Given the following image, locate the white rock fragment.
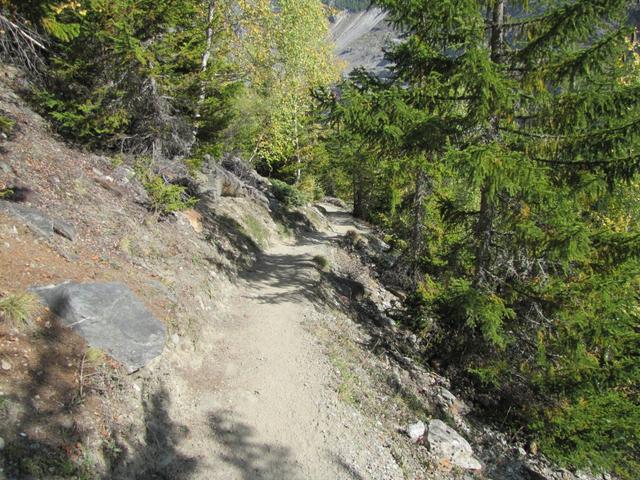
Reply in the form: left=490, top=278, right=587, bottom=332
left=407, top=421, right=426, bottom=443
left=427, top=419, right=482, bottom=471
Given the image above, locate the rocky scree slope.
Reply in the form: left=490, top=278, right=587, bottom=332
left=329, top=7, right=397, bottom=76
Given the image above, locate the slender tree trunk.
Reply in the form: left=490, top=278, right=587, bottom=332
left=474, top=185, right=495, bottom=286
left=474, top=0, right=504, bottom=287
left=294, top=111, right=302, bottom=182
left=490, top=0, right=504, bottom=64
left=193, top=0, right=216, bottom=139
left=352, top=153, right=367, bottom=219
left=410, top=162, right=431, bottom=286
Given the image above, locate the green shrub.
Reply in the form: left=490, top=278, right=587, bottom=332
left=298, top=176, right=325, bottom=202
left=110, top=153, right=125, bottom=169
left=143, top=176, right=198, bottom=215
left=184, top=156, right=204, bottom=176
left=0, top=114, right=15, bottom=136
left=0, top=188, right=15, bottom=199
left=134, top=158, right=198, bottom=215
left=312, top=255, right=330, bottom=271
left=532, top=391, right=640, bottom=479
left=271, top=179, right=307, bottom=207
left=0, top=292, right=39, bottom=327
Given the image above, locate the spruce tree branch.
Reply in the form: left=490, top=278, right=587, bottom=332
left=485, top=11, right=554, bottom=31
left=544, top=26, right=630, bottom=74
left=531, top=152, right=640, bottom=167
left=516, top=1, right=590, bottom=59
left=499, top=117, right=640, bottom=141
left=485, top=268, right=557, bottom=308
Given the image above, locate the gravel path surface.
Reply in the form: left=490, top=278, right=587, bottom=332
left=158, top=203, right=403, bottom=480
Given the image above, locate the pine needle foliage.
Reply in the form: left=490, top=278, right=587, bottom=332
left=318, top=1, right=640, bottom=475
left=16, top=0, right=238, bottom=159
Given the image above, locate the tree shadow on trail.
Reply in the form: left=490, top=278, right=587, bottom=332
left=207, top=411, right=374, bottom=480
left=207, top=410, right=298, bottom=480
left=106, top=384, right=198, bottom=480
left=237, top=250, right=327, bottom=307
left=0, top=310, right=94, bottom=478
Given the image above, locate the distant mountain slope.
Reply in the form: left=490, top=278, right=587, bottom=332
left=329, top=5, right=640, bottom=76
left=329, top=7, right=397, bottom=76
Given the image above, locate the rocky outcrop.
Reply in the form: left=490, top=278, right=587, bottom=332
left=323, top=196, right=348, bottom=209
left=198, top=156, right=271, bottom=207
left=221, top=156, right=270, bottom=191
left=426, top=419, right=482, bottom=471
left=32, top=282, right=165, bottom=373
left=0, top=201, right=76, bottom=241
left=406, top=421, right=426, bottom=443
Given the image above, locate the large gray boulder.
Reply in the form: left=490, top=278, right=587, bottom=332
left=32, top=282, right=165, bottom=373
left=198, top=165, right=245, bottom=200
left=427, top=419, right=482, bottom=471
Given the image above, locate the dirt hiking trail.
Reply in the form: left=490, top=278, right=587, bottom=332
left=156, top=203, right=403, bottom=480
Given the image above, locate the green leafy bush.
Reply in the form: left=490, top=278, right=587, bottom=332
left=271, top=179, right=307, bottom=207
left=298, top=175, right=325, bottom=202
left=0, top=114, right=15, bottom=136
left=184, top=156, right=204, bottom=176
left=0, top=188, right=14, bottom=199
left=133, top=158, right=198, bottom=215
left=143, top=176, right=198, bottom=215
left=532, top=391, right=640, bottom=478
left=312, top=255, right=330, bottom=271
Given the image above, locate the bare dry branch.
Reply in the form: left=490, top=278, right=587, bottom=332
left=0, top=13, right=47, bottom=73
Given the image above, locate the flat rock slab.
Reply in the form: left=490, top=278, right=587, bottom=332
left=32, top=282, right=165, bottom=373
left=427, top=419, right=482, bottom=471
left=0, top=201, right=76, bottom=241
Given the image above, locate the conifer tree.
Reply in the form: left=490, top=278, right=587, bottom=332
left=322, top=1, right=640, bottom=475
left=29, top=0, right=238, bottom=159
